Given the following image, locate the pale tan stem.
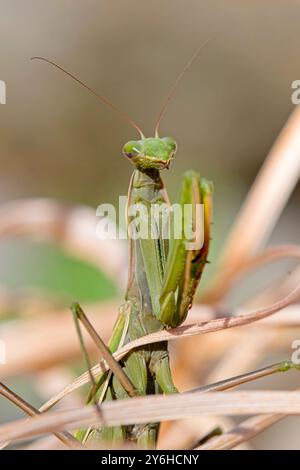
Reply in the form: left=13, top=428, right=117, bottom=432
left=3, top=391, right=300, bottom=444
left=0, top=382, right=83, bottom=449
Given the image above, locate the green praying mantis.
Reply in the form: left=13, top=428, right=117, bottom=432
left=32, top=45, right=213, bottom=449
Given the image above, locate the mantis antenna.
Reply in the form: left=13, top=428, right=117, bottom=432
left=31, top=56, right=145, bottom=139
left=154, top=37, right=214, bottom=137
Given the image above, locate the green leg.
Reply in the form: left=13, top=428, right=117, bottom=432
left=136, top=423, right=158, bottom=449
left=92, top=350, right=148, bottom=446
left=112, top=350, right=148, bottom=398
left=150, top=345, right=178, bottom=394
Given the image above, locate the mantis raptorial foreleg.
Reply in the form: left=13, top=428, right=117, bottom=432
left=152, top=171, right=212, bottom=327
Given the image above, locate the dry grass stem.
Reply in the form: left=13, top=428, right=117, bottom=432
left=1, top=104, right=300, bottom=449
left=0, top=382, right=83, bottom=449
left=197, top=413, right=286, bottom=450
left=41, top=280, right=300, bottom=410
left=2, top=391, right=300, bottom=444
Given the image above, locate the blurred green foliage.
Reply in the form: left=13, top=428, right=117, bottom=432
left=0, top=239, right=117, bottom=303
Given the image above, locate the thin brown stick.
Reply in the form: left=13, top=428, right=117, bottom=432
left=3, top=391, right=300, bottom=444
left=189, top=426, right=222, bottom=449
left=197, top=413, right=285, bottom=450
left=160, top=354, right=293, bottom=449
left=0, top=382, right=83, bottom=449
left=187, top=361, right=298, bottom=394
left=2, top=359, right=288, bottom=451
left=71, top=302, right=137, bottom=397
left=2, top=246, right=298, bottom=380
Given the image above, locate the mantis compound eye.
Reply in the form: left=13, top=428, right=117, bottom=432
left=162, top=137, right=177, bottom=155
left=122, top=141, right=142, bottom=159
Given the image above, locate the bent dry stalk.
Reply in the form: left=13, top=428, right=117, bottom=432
left=74, top=139, right=213, bottom=448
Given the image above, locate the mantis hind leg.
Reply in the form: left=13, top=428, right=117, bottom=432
left=135, top=347, right=176, bottom=449
left=136, top=423, right=158, bottom=449
left=150, top=344, right=178, bottom=394
left=89, top=350, right=148, bottom=447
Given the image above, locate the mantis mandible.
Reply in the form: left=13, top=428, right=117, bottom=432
left=32, top=44, right=213, bottom=448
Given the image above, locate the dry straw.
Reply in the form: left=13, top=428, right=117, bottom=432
left=1, top=104, right=300, bottom=449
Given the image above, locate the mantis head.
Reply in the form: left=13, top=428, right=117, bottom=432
left=122, top=137, right=177, bottom=171
left=32, top=40, right=211, bottom=174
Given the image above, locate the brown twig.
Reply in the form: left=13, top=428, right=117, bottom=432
left=0, top=382, right=83, bottom=449
left=3, top=391, right=300, bottom=444
left=197, top=413, right=286, bottom=450
left=71, top=302, right=137, bottom=397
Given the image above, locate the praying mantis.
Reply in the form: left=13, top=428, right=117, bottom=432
left=32, top=45, right=213, bottom=449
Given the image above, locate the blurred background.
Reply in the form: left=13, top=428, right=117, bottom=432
left=0, top=0, right=300, bottom=449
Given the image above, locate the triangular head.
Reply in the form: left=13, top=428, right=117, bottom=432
left=122, top=137, right=177, bottom=171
